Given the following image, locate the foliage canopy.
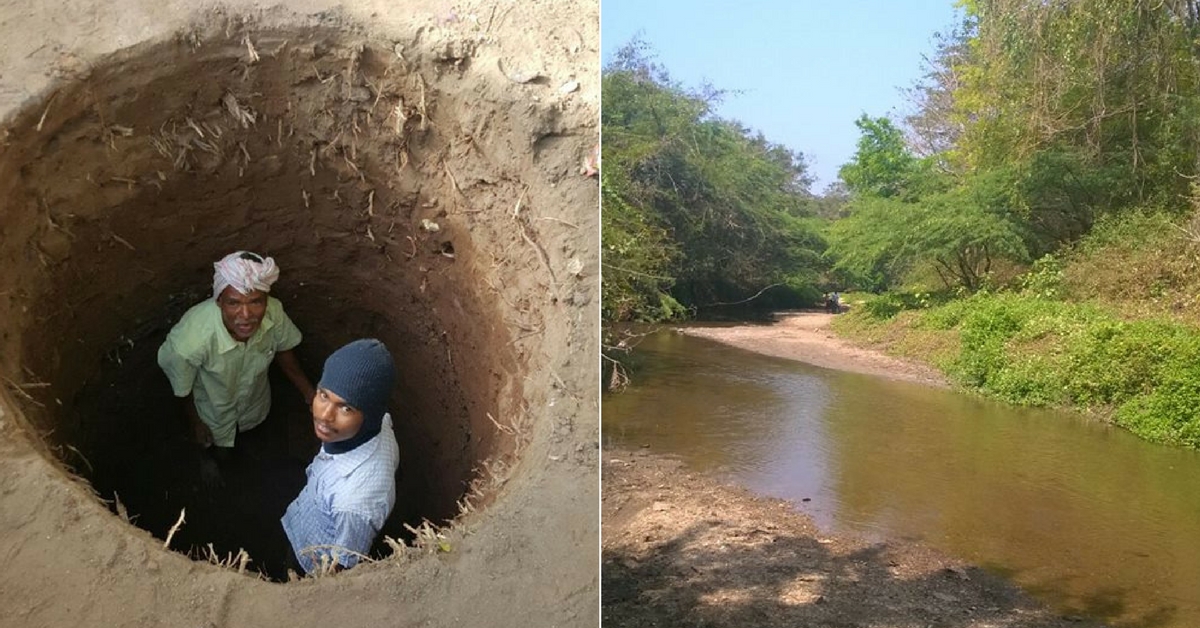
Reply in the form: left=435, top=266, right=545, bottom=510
left=601, top=41, right=827, bottom=322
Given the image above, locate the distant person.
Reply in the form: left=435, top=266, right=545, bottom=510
left=157, top=251, right=315, bottom=485
left=282, top=338, right=399, bottom=575
left=827, top=291, right=841, bottom=314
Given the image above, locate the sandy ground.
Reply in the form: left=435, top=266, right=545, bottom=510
left=602, top=312, right=1110, bottom=628
left=685, top=310, right=947, bottom=387
left=0, top=2, right=598, bottom=627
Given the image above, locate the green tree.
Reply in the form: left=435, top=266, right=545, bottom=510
left=904, top=20, right=972, bottom=160
left=601, top=168, right=681, bottom=322
left=602, top=40, right=828, bottom=320
left=838, top=115, right=919, bottom=199
left=954, top=0, right=1200, bottom=246
left=827, top=172, right=1028, bottom=292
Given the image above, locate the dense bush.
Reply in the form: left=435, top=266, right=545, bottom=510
left=857, top=290, right=951, bottom=320
left=1115, top=363, right=1200, bottom=448
left=846, top=288, right=1200, bottom=449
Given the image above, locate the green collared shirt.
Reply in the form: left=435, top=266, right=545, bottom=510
left=157, top=297, right=302, bottom=447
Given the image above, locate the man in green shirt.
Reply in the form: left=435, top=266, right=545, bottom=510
left=158, top=251, right=315, bottom=485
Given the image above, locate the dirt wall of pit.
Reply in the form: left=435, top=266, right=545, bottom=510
left=0, top=2, right=598, bottom=627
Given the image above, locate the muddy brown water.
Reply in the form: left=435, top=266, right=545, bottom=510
left=603, top=328, right=1200, bottom=628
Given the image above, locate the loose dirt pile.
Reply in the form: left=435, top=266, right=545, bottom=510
left=0, top=2, right=597, bottom=627
left=603, top=449, right=1108, bottom=628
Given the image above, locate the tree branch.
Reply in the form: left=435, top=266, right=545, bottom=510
left=700, top=283, right=784, bottom=307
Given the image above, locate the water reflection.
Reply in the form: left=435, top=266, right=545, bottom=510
left=603, top=329, right=1200, bottom=627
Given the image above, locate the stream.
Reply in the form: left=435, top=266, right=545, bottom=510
left=603, top=328, right=1200, bottom=628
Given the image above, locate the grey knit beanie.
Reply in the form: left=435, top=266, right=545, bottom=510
left=318, top=339, right=396, bottom=430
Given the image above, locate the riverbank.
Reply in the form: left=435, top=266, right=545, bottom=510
left=683, top=310, right=947, bottom=387
left=603, top=312, right=1111, bottom=627
left=603, top=449, right=1106, bottom=628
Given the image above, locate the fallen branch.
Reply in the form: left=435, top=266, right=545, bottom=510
left=443, top=161, right=464, bottom=197
left=510, top=188, right=558, bottom=295
left=110, top=233, right=136, bottom=251
left=1, top=375, right=45, bottom=407
left=536, top=216, right=580, bottom=229
left=601, top=262, right=672, bottom=281
left=36, top=92, right=59, bottom=132
left=486, top=411, right=516, bottom=435
left=163, top=508, right=186, bottom=549
left=243, top=35, right=260, bottom=64
left=701, top=283, right=785, bottom=307
left=602, top=353, right=630, bottom=391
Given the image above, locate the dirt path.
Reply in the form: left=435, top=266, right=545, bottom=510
left=603, top=312, right=1109, bottom=628
left=684, top=310, right=947, bottom=387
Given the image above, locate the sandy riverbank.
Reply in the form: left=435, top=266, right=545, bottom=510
left=683, top=310, right=947, bottom=387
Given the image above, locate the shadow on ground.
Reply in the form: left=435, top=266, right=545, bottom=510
left=603, top=521, right=1155, bottom=627
left=601, top=452, right=1171, bottom=628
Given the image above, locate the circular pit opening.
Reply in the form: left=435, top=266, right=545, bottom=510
left=0, top=22, right=551, bottom=581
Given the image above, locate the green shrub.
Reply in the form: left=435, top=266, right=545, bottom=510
left=1072, top=210, right=1174, bottom=255
left=1018, top=254, right=1064, bottom=299
left=986, top=354, right=1064, bottom=406
left=858, top=290, right=949, bottom=320
left=1116, top=366, right=1200, bottom=448
left=838, top=286, right=1200, bottom=450
left=920, top=296, right=976, bottom=330
left=1111, top=332, right=1200, bottom=446
left=951, top=295, right=1042, bottom=387
left=861, top=293, right=905, bottom=319
left=1061, top=320, right=1175, bottom=406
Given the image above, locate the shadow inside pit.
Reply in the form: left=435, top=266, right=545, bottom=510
left=601, top=521, right=1163, bottom=628
left=64, top=320, right=409, bottom=582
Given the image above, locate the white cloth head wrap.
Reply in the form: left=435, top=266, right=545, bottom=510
left=212, top=251, right=280, bottom=299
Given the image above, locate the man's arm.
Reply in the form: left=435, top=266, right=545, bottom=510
left=182, top=394, right=213, bottom=446
left=184, top=394, right=224, bottom=489
left=275, top=349, right=316, bottom=405
left=158, top=336, right=210, bottom=445
left=325, top=510, right=379, bottom=572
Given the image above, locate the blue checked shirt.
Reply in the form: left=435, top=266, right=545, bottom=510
left=281, top=414, right=399, bottom=573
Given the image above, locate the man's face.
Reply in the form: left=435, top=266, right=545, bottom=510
left=218, top=286, right=268, bottom=341
left=311, top=387, right=365, bottom=444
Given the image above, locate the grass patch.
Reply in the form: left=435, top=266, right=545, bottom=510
left=1063, top=209, right=1200, bottom=324
left=832, top=306, right=958, bottom=371
left=837, top=285, right=1200, bottom=449
left=830, top=207, right=1200, bottom=450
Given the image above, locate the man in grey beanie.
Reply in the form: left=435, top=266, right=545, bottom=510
left=281, top=338, right=400, bottom=575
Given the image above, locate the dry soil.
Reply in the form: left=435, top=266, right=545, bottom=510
left=685, top=310, right=946, bottom=387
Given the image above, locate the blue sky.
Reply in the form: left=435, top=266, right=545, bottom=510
left=602, top=1, right=963, bottom=193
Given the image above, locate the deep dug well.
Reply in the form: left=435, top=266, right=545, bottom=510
left=0, top=1, right=598, bottom=626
